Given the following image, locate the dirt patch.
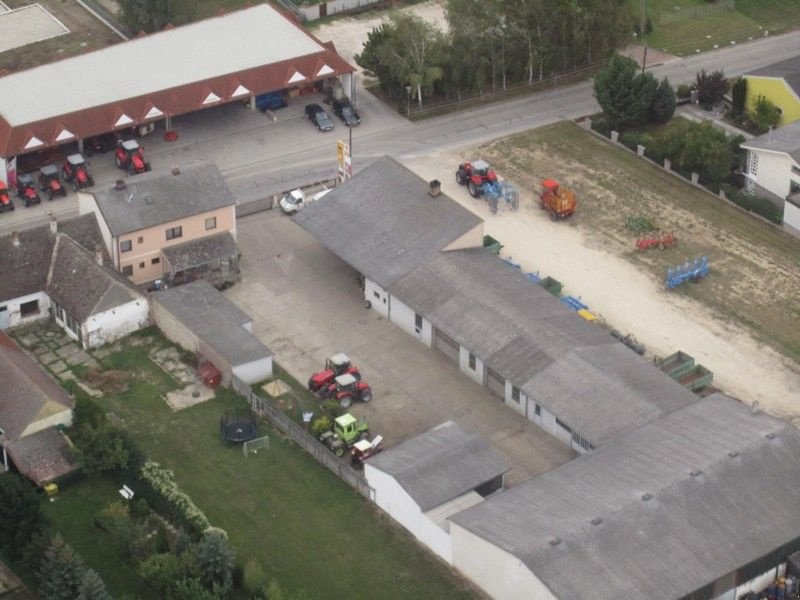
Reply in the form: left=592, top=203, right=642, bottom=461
left=81, top=368, right=129, bottom=394
left=400, top=122, right=800, bottom=422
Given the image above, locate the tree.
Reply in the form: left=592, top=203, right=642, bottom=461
left=0, top=473, right=48, bottom=563
left=140, top=553, right=182, bottom=595
left=119, top=0, right=197, bottom=33
left=172, top=577, right=221, bottom=600
left=749, top=94, right=781, bottom=132
left=650, top=77, right=676, bottom=123
left=731, top=77, right=747, bottom=116
left=73, top=422, right=131, bottom=473
left=593, top=54, right=657, bottom=130
left=77, top=569, right=111, bottom=600
left=695, top=69, right=729, bottom=106
left=680, top=122, right=732, bottom=186
left=197, top=530, right=234, bottom=593
left=243, top=559, right=267, bottom=597
left=355, top=24, right=404, bottom=99
left=37, top=535, right=85, bottom=600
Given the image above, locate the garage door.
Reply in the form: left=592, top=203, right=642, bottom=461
left=486, top=367, right=505, bottom=398
left=434, top=328, right=459, bottom=363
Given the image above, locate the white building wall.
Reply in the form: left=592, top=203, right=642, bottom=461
left=78, top=192, right=114, bottom=260
left=0, top=292, right=51, bottom=329
left=388, top=295, right=432, bottom=347
left=232, top=356, right=273, bottom=384
left=82, top=298, right=149, bottom=349
left=747, top=149, right=795, bottom=198
left=150, top=301, right=200, bottom=352
left=20, top=408, right=73, bottom=438
left=784, top=199, right=800, bottom=233
left=503, top=381, right=527, bottom=418
left=364, top=278, right=389, bottom=318
left=451, top=522, right=558, bottom=600
left=733, top=563, right=786, bottom=600
left=364, top=464, right=453, bottom=563
left=459, top=346, right=485, bottom=385
left=442, top=222, right=485, bottom=251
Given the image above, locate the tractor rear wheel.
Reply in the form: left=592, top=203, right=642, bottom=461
left=468, top=182, right=480, bottom=198
left=335, top=446, right=345, bottom=458
left=115, top=156, right=123, bottom=168
left=339, top=395, right=353, bottom=409
left=456, top=170, right=465, bottom=185
left=361, top=391, right=372, bottom=403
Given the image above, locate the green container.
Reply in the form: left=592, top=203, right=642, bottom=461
left=677, top=364, right=713, bottom=392
left=658, top=351, right=695, bottom=379
left=539, top=276, right=563, bottom=297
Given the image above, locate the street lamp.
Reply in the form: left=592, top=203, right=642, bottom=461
left=406, top=85, right=412, bottom=117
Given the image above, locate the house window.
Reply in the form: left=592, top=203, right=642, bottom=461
left=748, top=152, right=759, bottom=177
left=137, top=236, right=144, bottom=244
left=151, top=257, right=160, bottom=265
left=120, top=240, right=132, bottom=253
left=555, top=418, right=572, bottom=434
left=571, top=431, right=594, bottom=452
left=139, top=262, right=145, bottom=269
left=165, top=226, right=183, bottom=240
left=20, top=299, right=39, bottom=317
left=511, top=386, right=521, bottom=403
left=122, top=265, right=133, bottom=277
left=414, top=313, right=423, bottom=330
left=373, top=291, right=380, bottom=300
left=468, top=352, right=476, bottom=370
left=535, top=404, right=541, bottom=416
left=205, top=216, right=217, bottom=230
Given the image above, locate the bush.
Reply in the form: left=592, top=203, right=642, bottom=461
left=731, top=77, right=746, bottom=116
left=311, top=416, right=332, bottom=438
left=695, top=69, right=729, bottom=106
left=677, top=84, right=691, bottom=99
left=720, top=184, right=784, bottom=223
left=139, top=461, right=212, bottom=536
left=244, top=559, right=267, bottom=596
left=749, top=95, right=781, bottom=132
left=650, top=78, right=676, bottom=123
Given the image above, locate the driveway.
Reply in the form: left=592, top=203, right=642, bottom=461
left=225, top=210, right=575, bottom=486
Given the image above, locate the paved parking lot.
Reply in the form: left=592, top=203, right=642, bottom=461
left=226, top=210, right=575, bottom=486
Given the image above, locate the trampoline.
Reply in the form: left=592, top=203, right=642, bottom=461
left=220, top=410, right=258, bottom=443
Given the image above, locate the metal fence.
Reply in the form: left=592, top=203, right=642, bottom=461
left=231, top=376, right=374, bottom=499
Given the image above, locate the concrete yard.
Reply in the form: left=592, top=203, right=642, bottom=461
left=226, top=210, right=576, bottom=486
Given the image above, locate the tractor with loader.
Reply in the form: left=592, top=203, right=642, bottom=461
left=456, top=160, right=498, bottom=198
left=539, top=179, right=576, bottom=219
left=319, top=413, right=370, bottom=457
left=115, top=140, right=151, bottom=175
left=38, top=165, right=67, bottom=200
left=308, top=353, right=361, bottom=394
left=62, top=154, right=95, bottom=190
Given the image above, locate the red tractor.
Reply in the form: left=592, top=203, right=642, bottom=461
left=308, top=353, right=361, bottom=393
left=16, top=173, right=41, bottom=207
left=115, top=140, right=151, bottom=175
left=38, top=165, right=67, bottom=200
left=0, top=181, right=14, bottom=212
left=456, top=160, right=498, bottom=198
left=62, top=154, right=95, bottom=190
left=321, top=373, right=373, bottom=409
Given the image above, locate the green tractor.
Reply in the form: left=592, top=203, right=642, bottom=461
left=319, top=413, right=369, bottom=457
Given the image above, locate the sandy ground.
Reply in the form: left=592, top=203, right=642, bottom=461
left=401, top=151, right=800, bottom=423
left=0, top=4, right=68, bottom=53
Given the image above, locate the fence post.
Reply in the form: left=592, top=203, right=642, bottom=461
left=581, top=118, right=592, bottom=130
left=664, top=158, right=671, bottom=171
left=610, top=130, right=619, bottom=143
left=691, top=172, right=700, bottom=185
left=637, top=145, right=645, bottom=157
left=719, top=189, right=727, bottom=200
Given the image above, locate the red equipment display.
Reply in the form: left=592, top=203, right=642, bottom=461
left=115, top=140, right=151, bottom=175
left=456, top=160, right=498, bottom=198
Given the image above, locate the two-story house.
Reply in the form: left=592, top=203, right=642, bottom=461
left=78, top=159, right=239, bottom=286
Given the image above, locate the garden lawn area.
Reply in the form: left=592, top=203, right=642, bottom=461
left=42, top=474, right=151, bottom=598
left=631, top=0, right=800, bottom=56
left=89, top=337, right=477, bottom=599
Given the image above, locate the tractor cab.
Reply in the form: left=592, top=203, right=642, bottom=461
left=326, top=353, right=351, bottom=376
left=308, top=353, right=360, bottom=394
left=38, top=165, right=66, bottom=199
left=0, top=181, right=14, bottom=212
left=471, top=159, right=490, bottom=177
left=333, top=373, right=372, bottom=408
left=115, top=140, right=151, bottom=174
left=16, top=173, right=40, bottom=206
left=63, top=154, right=94, bottom=189
left=333, top=413, right=369, bottom=444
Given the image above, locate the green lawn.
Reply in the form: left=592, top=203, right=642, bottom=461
left=631, top=0, right=800, bottom=56
left=83, top=338, right=476, bottom=599
left=42, top=475, right=151, bottom=598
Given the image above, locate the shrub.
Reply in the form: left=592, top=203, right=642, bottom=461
left=311, top=416, right=332, bottom=437
left=720, top=184, right=784, bottom=223
left=650, top=78, right=676, bottom=123
left=695, top=69, right=729, bottom=106
left=244, top=559, right=267, bottom=596
left=139, top=553, right=182, bottom=595
left=731, top=77, right=746, bottom=116
left=749, top=95, right=781, bottom=132
left=676, top=84, right=691, bottom=99
left=139, top=461, right=212, bottom=536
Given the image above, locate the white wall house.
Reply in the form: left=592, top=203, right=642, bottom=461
left=56, top=297, right=149, bottom=349
left=0, top=291, right=51, bottom=330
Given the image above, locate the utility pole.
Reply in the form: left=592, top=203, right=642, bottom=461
left=640, top=0, right=648, bottom=75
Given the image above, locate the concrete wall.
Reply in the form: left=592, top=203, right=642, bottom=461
left=451, top=522, right=558, bottom=600
left=150, top=301, right=200, bottom=353
left=78, top=192, right=113, bottom=256
left=82, top=298, right=149, bottom=349
left=388, top=294, right=432, bottom=347
left=442, top=222, right=485, bottom=252
left=21, top=408, right=73, bottom=438
left=746, top=148, right=798, bottom=199
left=459, top=346, right=485, bottom=386
left=784, top=199, right=800, bottom=237
left=745, top=76, right=800, bottom=127
left=232, top=356, right=273, bottom=384
left=365, top=278, right=389, bottom=318
left=364, top=464, right=453, bottom=563
left=0, top=292, right=51, bottom=330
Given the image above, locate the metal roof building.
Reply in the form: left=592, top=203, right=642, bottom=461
left=0, top=3, right=353, bottom=158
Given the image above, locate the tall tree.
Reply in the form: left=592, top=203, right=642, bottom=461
left=37, top=535, right=85, bottom=600
left=731, top=77, right=747, bottom=116
left=695, top=69, right=729, bottom=106
left=650, top=77, right=677, bottom=123
left=198, top=530, right=234, bottom=594
left=593, top=54, right=657, bottom=129
left=76, top=569, right=112, bottom=600
left=0, top=473, right=48, bottom=563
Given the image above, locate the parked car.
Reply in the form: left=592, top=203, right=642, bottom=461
left=332, top=98, right=361, bottom=127
left=255, top=92, right=287, bottom=112
left=304, top=103, right=334, bottom=132
left=279, top=189, right=306, bottom=215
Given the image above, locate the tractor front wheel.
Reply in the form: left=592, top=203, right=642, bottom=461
left=339, top=395, right=353, bottom=409
left=361, top=391, right=372, bottom=403
left=468, top=182, right=480, bottom=198
left=456, top=170, right=465, bottom=185
left=335, top=446, right=345, bottom=458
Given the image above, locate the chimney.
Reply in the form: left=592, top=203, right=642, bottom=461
left=171, top=166, right=180, bottom=176
left=95, top=244, right=103, bottom=267
left=48, top=211, right=57, bottom=234
left=11, top=231, right=19, bottom=247
left=115, top=180, right=126, bottom=190
left=428, top=179, right=441, bottom=197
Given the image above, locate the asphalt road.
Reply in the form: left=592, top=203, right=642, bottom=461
left=1, top=30, right=799, bottom=237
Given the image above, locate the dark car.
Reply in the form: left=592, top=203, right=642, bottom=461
left=304, top=103, right=334, bottom=132
left=332, top=98, right=361, bottom=127
left=84, top=133, right=118, bottom=156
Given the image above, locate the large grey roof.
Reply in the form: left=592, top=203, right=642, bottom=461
left=0, top=4, right=325, bottom=126
left=0, top=213, right=106, bottom=303
left=153, top=281, right=270, bottom=366
left=741, top=119, right=800, bottom=163
left=292, top=156, right=483, bottom=288
left=451, top=394, right=800, bottom=600
left=47, top=235, right=144, bottom=322
left=90, top=160, right=235, bottom=236
left=389, top=249, right=696, bottom=446
left=746, top=55, right=800, bottom=97
left=368, top=421, right=510, bottom=511
left=162, top=232, right=238, bottom=272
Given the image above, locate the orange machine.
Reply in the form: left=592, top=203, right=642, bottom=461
left=539, top=179, right=576, bottom=219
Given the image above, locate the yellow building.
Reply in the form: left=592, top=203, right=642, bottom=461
left=744, top=56, right=800, bottom=127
